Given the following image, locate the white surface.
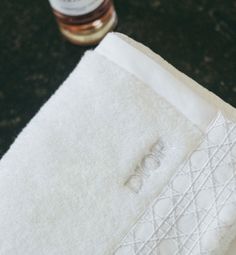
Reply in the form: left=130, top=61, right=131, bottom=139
left=115, top=113, right=236, bottom=255
left=106, top=32, right=236, bottom=254
left=96, top=33, right=217, bottom=132
left=113, top=32, right=236, bottom=122
left=0, top=50, right=201, bottom=254
left=0, top=32, right=236, bottom=255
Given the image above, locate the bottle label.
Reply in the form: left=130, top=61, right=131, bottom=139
left=49, top=0, right=104, bottom=16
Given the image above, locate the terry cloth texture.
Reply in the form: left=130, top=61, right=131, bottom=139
left=0, top=33, right=235, bottom=255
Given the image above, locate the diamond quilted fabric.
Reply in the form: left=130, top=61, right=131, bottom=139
left=114, top=113, right=236, bottom=255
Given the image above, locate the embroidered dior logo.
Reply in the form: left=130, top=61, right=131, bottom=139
left=116, top=113, right=236, bottom=255
left=125, top=139, right=165, bottom=193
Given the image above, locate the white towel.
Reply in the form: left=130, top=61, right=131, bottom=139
left=0, top=33, right=235, bottom=255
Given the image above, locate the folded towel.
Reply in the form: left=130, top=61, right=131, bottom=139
left=0, top=33, right=235, bottom=255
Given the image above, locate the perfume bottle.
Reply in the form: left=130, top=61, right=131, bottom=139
left=49, top=0, right=117, bottom=45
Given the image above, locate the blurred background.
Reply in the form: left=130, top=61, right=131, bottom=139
left=0, top=0, right=236, bottom=157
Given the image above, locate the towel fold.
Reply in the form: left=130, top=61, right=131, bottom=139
left=0, top=32, right=235, bottom=255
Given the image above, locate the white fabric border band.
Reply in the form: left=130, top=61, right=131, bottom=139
left=95, top=32, right=217, bottom=132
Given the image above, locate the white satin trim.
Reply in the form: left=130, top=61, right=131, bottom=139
left=95, top=33, right=217, bottom=132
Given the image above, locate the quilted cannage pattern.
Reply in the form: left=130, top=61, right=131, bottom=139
left=114, top=113, right=236, bottom=255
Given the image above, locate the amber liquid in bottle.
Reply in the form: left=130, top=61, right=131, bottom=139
left=49, top=0, right=117, bottom=45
